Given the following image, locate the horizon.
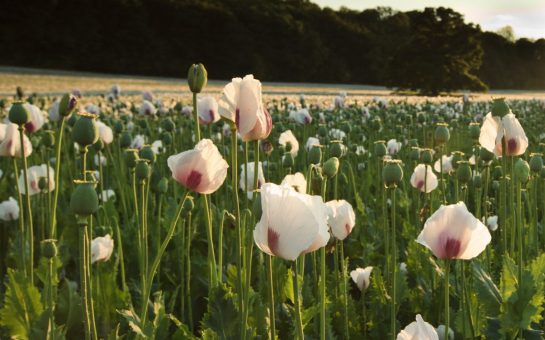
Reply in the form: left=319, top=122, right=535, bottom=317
left=313, top=0, right=545, bottom=40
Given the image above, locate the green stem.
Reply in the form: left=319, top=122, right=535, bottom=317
left=320, top=179, right=327, bottom=340
left=231, top=127, right=244, bottom=331
left=340, top=241, right=349, bottom=339
left=50, top=118, right=65, bottom=238
left=193, top=92, right=201, bottom=142
left=267, top=255, right=276, bottom=340
left=293, top=258, right=305, bottom=340
left=390, top=185, right=397, bottom=339
left=12, top=158, right=27, bottom=276
left=444, top=259, right=450, bottom=340
left=203, top=194, right=218, bottom=290
left=19, top=125, right=34, bottom=285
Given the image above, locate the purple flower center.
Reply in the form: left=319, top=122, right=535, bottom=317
left=507, top=138, right=518, bottom=154
left=209, top=110, right=215, bottom=123
left=344, top=223, right=351, bottom=236
left=441, top=236, right=462, bottom=259
left=416, top=180, right=425, bottom=190
left=267, top=227, right=280, bottom=256
left=25, top=122, right=35, bottom=133
left=186, top=170, right=202, bottom=190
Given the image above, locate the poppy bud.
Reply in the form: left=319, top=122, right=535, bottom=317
left=41, top=239, right=58, bottom=259
left=70, top=181, right=99, bottom=219
left=119, top=132, right=132, bottom=148
left=491, top=98, right=510, bottom=117
left=480, top=148, right=494, bottom=163
left=72, top=113, right=99, bottom=147
left=113, top=121, right=123, bottom=134
left=260, top=140, right=274, bottom=156
left=308, top=145, right=322, bottom=165
left=135, top=160, right=150, bottom=180
left=434, top=123, right=450, bottom=145
left=59, top=93, right=78, bottom=117
left=468, top=122, right=480, bottom=141
left=409, top=147, right=420, bottom=161
left=139, top=145, right=156, bottom=164
left=156, top=177, right=168, bottom=194
left=383, top=160, right=403, bottom=187
left=224, top=212, right=236, bottom=229
left=514, top=158, right=529, bottom=184
left=529, top=153, right=543, bottom=173
left=456, top=161, right=472, bottom=184
left=9, top=101, right=30, bottom=125
left=182, top=196, right=195, bottom=217
left=187, top=63, right=208, bottom=93
left=492, top=180, right=500, bottom=192
left=282, top=152, right=294, bottom=168
left=42, top=130, right=55, bottom=148
left=323, top=157, right=340, bottom=178
left=329, top=141, right=346, bottom=158
left=421, top=148, right=433, bottom=164
left=16, top=86, right=24, bottom=99
left=492, top=165, right=503, bottom=180
left=125, top=149, right=140, bottom=168
left=374, top=141, right=387, bottom=158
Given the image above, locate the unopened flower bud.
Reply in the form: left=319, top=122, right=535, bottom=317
left=139, top=145, right=156, bottom=164
left=323, top=157, right=340, bottom=178
left=187, top=63, right=208, bottom=93
left=59, top=93, right=78, bottom=117
left=282, top=152, right=294, bottom=168
left=308, top=145, right=322, bottom=165
left=480, top=148, right=494, bottom=163
left=119, top=132, right=132, bottom=148
left=135, top=160, right=150, bottom=180
left=182, top=196, right=195, bottom=217
left=514, top=158, right=530, bottom=183
left=374, top=141, right=387, bottom=158
left=42, top=130, right=55, bottom=148
left=468, top=122, right=480, bottom=141
left=125, top=149, right=140, bottom=168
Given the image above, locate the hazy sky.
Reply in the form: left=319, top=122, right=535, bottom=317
left=313, top=0, right=545, bottom=39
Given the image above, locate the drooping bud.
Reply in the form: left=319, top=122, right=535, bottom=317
left=125, top=149, right=140, bottom=169
left=308, top=145, right=322, bottom=165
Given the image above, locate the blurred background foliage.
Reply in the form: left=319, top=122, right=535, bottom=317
left=1, top=0, right=544, bottom=94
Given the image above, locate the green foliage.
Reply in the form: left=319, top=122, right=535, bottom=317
left=0, top=269, right=44, bottom=339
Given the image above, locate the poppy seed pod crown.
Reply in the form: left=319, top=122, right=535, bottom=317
left=41, top=239, right=58, bottom=259
left=187, top=63, right=208, bottom=93
left=468, top=122, right=481, bottom=141
left=421, top=148, right=434, bottom=164
left=529, top=153, right=543, bottom=173
left=456, top=161, right=472, bottom=184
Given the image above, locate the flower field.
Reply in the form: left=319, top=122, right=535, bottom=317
left=0, top=65, right=545, bottom=339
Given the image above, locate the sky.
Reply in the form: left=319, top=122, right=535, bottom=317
left=313, top=0, right=545, bottom=39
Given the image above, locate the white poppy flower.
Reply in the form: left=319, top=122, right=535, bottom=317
left=239, top=162, right=265, bottom=194
left=434, top=155, right=453, bottom=173
left=281, top=172, right=307, bottom=193
left=0, top=123, right=33, bottom=158
left=410, top=164, right=438, bottom=193
left=167, top=139, right=228, bottom=194
left=350, top=266, right=373, bottom=291
left=326, top=199, right=356, bottom=240
left=91, top=234, right=114, bottom=264
left=279, top=130, right=299, bottom=156
left=253, top=183, right=330, bottom=261
left=387, top=139, right=402, bottom=155
left=0, top=197, right=19, bottom=221
left=305, top=137, right=320, bottom=151
left=479, top=112, right=528, bottom=157
left=417, top=202, right=491, bottom=260
left=96, top=121, right=113, bottom=145
left=140, top=100, right=157, bottom=116
left=18, top=164, right=55, bottom=196
left=197, top=96, right=220, bottom=125
left=397, top=314, right=438, bottom=340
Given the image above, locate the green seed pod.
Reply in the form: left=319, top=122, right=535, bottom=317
left=420, top=148, right=434, bottom=165
left=120, top=132, right=132, bottom=148
left=408, top=139, right=419, bottom=147
left=374, top=141, right=387, bottom=158
left=135, top=160, right=150, bottom=180
left=473, top=174, right=482, bottom=188
left=492, top=165, right=503, bottom=180
left=317, top=125, right=328, bottom=138
left=41, top=239, right=58, bottom=259
left=308, top=145, right=322, bottom=165
left=113, top=121, right=124, bottom=134
left=67, top=113, right=78, bottom=127
left=434, top=123, right=450, bottom=145
left=480, top=148, right=494, bottom=163
left=93, top=139, right=104, bottom=152
left=139, top=145, right=156, bottom=164
left=38, top=177, right=48, bottom=191
left=451, top=151, right=465, bottom=170
left=156, top=177, right=168, bottom=194
left=72, top=113, right=99, bottom=147
left=282, top=152, right=294, bottom=168
left=514, top=158, right=530, bottom=183
left=42, top=130, right=55, bottom=148
left=491, top=98, right=510, bottom=117
left=182, top=196, right=195, bottom=217
left=468, top=123, right=480, bottom=141
left=383, top=160, right=403, bottom=187
left=323, top=157, right=340, bottom=178
left=456, top=161, right=472, bottom=184
left=138, top=118, right=148, bottom=129
left=161, top=118, right=175, bottom=132
left=492, top=180, right=500, bottom=192
left=161, top=132, right=173, bottom=146
left=409, top=147, right=420, bottom=161
left=529, top=153, right=543, bottom=173
left=59, top=93, right=78, bottom=117
left=329, top=141, right=345, bottom=158
left=9, top=101, right=30, bottom=125
left=187, top=63, right=208, bottom=93
left=125, top=149, right=140, bottom=168
left=417, top=112, right=426, bottom=123
left=70, top=181, right=99, bottom=218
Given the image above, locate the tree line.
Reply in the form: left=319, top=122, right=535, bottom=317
left=1, top=0, right=544, bottom=94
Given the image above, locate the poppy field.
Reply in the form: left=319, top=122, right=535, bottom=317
left=1, top=65, right=545, bottom=340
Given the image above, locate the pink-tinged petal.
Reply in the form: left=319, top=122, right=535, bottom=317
left=479, top=113, right=501, bottom=154
left=397, top=314, right=438, bottom=340
left=218, top=78, right=241, bottom=122
left=502, top=113, right=528, bottom=156
left=237, top=75, right=261, bottom=135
